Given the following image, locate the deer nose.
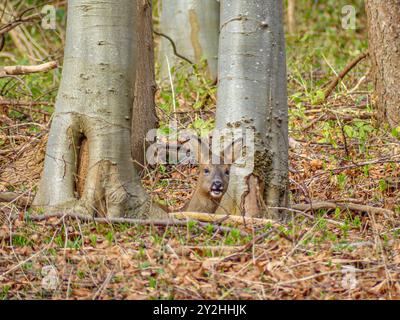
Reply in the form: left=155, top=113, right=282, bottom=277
left=212, top=180, right=223, bottom=190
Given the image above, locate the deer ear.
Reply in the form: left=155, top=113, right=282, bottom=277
left=223, top=138, right=243, bottom=164
left=179, top=134, right=211, bottom=165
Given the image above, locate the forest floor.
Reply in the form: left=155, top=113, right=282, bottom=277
left=1, top=1, right=400, bottom=300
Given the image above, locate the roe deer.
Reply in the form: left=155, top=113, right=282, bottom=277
left=182, top=135, right=243, bottom=213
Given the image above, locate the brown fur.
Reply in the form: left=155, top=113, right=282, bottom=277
left=184, top=162, right=231, bottom=213
left=182, top=136, right=242, bottom=213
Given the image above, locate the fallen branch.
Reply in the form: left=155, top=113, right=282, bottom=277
left=322, top=51, right=369, bottom=102
left=0, top=61, right=57, bottom=77
left=306, top=155, right=400, bottom=179
left=28, top=212, right=248, bottom=236
left=175, top=245, right=244, bottom=255
left=0, top=99, right=52, bottom=106
left=276, top=265, right=381, bottom=287
left=0, top=12, right=42, bottom=36
left=0, top=100, right=52, bottom=116
left=170, top=211, right=278, bottom=227
left=270, top=206, right=344, bottom=227
left=292, top=201, right=393, bottom=217
left=321, top=112, right=371, bottom=122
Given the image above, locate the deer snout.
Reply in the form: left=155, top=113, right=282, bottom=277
left=210, top=180, right=224, bottom=199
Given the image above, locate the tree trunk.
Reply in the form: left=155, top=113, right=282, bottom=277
left=132, top=0, right=158, bottom=167
left=365, top=0, right=400, bottom=129
left=215, top=0, right=289, bottom=220
left=33, top=0, right=165, bottom=219
left=287, top=0, right=296, bottom=34
left=158, top=0, right=220, bottom=82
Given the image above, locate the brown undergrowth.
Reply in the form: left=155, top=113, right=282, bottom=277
left=1, top=89, right=400, bottom=299
left=1, top=0, right=400, bottom=299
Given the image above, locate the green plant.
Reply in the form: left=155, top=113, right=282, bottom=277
left=0, top=286, right=11, bottom=300
left=105, top=232, right=114, bottom=245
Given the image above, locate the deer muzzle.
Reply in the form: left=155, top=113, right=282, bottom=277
left=210, top=180, right=224, bottom=199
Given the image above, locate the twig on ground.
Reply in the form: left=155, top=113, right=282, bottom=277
left=92, top=268, right=115, bottom=300
left=304, top=155, right=400, bottom=178
left=269, top=206, right=344, bottom=227
left=0, top=99, right=52, bottom=106
left=292, top=201, right=393, bottom=217
left=241, top=230, right=274, bottom=252
left=276, top=265, right=382, bottom=287
left=170, top=211, right=279, bottom=227
left=27, top=212, right=248, bottom=236
left=0, top=229, right=59, bottom=281
left=321, top=51, right=369, bottom=102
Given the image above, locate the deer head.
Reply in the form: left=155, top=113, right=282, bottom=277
left=181, top=134, right=243, bottom=213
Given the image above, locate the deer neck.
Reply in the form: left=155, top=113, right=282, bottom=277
left=184, top=187, right=220, bottom=213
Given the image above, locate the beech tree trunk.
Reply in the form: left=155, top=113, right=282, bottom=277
left=158, top=0, right=220, bottom=81
left=132, top=0, right=158, bottom=167
left=33, top=0, right=165, bottom=219
left=365, top=0, right=400, bottom=129
left=215, top=0, right=289, bottom=220
left=287, top=0, right=296, bottom=34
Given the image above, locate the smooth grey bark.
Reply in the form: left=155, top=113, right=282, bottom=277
left=33, top=0, right=165, bottom=219
left=215, top=0, right=289, bottom=219
left=158, top=0, right=220, bottom=81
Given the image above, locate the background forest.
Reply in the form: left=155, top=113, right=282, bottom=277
left=1, top=0, right=400, bottom=299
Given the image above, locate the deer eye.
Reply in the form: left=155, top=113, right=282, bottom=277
left=204, top=168, right=210, bottom=175
left=225, top=170, right=230, bottom=176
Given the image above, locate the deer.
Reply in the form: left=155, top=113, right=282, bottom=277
left=179, top=134, right=243, bottom=213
